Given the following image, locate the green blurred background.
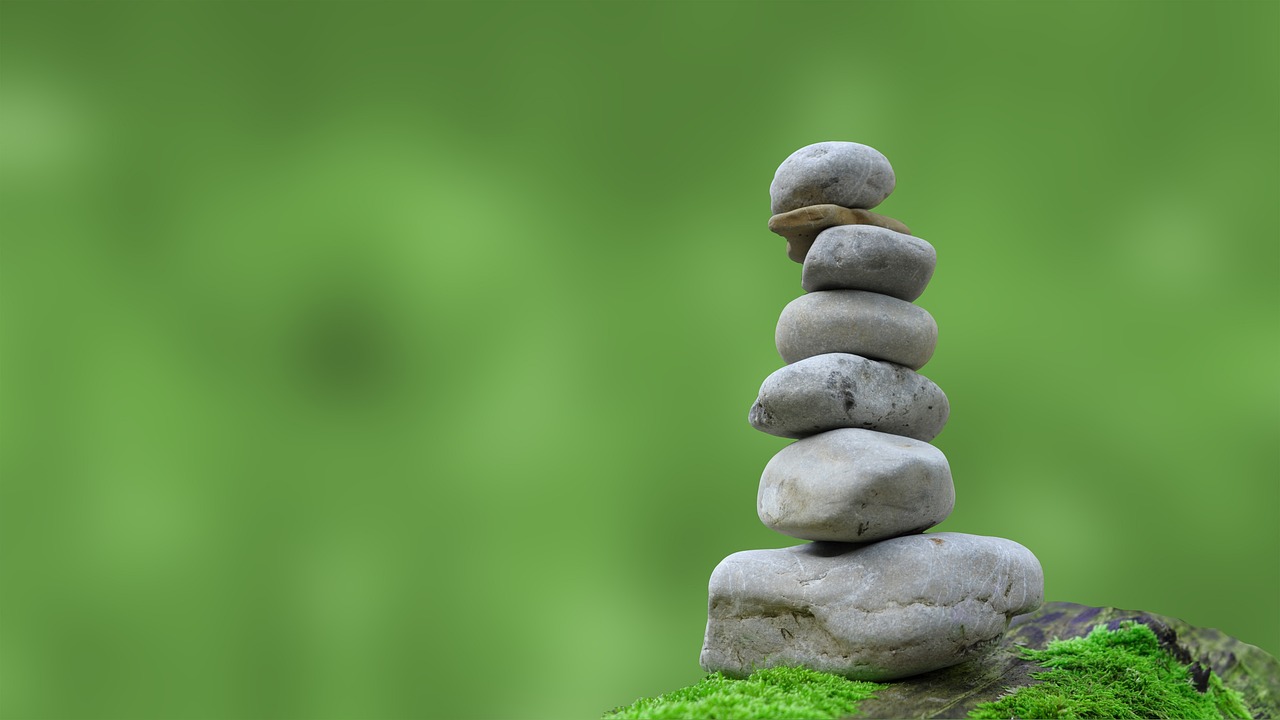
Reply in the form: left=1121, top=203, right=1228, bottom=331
left=1, top=1, right=1276, bottom=718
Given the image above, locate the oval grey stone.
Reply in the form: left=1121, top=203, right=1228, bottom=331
left=775, top=290, right=937, bottom=370
left=750, top=354, right=949, bottom=441
left=700, top=533, right=1045, bottom=681
left=802, top=225, right=937, bottom=301
left=757, top=428, right=954, bottom=542
left=770, top=142, right=896, bottom=215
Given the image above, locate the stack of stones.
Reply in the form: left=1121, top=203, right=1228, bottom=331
left=699, top=142, right=1045, bottom=682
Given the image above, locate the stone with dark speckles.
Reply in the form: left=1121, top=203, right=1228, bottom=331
left=770, top=142, right=896, bottom=214
left=750, top=353, right=948, bottom=441
left=802, top=225, right=937, bottom=301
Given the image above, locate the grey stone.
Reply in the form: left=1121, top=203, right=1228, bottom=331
left=775, top=290, right=937, bottom=370
left=802, top=225, right=937, bottom=301
left=768, top=205, right=912, bottom=264
left=770, top=142, right=896, bottom=215
left=750, top=354, right=949, bottom=441
left=699, top=533, right=1045, bottom=681
left=757, top=428, right=954, bottom=542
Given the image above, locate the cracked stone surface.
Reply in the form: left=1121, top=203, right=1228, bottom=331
left=775, top=290, right=937, bottom=369
left=750, top=353, right=949, bottom=441
left=770, top=141, right=896, bottom=215
left=757, top=428, right=954, bottom=542
left=802, top=224, right=936, bottom=301
left=699, top=533, right=1044, bottom=681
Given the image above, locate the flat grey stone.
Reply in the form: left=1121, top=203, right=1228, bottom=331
left=775, top=290, right=937, bottom=370
left=770, top=142, right=896, bottom=215
left=750, top=354, right=949, bottom=441
left=700, top=533, right=1045, bottom=681
left=757, top=428, right=954, bottom=542
left=802, top=225, right=937, bottom=301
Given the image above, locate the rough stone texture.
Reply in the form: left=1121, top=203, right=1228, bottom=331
left=802, top=225, right=937, bottom=301
left=768, top=205, right=911, bottom=264
left=757, top=428, right=954, bottom=542
left=775, top=290, right=937, bottom=370
left=770, top=142, right=896, bottom=215
left=852, top=602, right=1280, bottom=719
left=700, top=533, right=1044, bottom=681
left=749, top=353, right=949, bottom=441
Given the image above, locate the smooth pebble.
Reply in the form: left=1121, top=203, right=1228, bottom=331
left=775, top=290, right=937, bottom=370
left=770, top=142, right=896, bottom=215
left=757, top=428, right=954, bottom=542
left=802, top=225, right=936, bottom=301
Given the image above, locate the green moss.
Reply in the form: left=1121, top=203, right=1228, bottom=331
left=609, top=623, right=1254, bottom=720
left=969, top=622, right=1252, bottom=719
left=603, top=666, right=884, bottom=720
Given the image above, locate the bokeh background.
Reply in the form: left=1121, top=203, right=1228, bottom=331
left=1, top=1, right=1276, bottom=718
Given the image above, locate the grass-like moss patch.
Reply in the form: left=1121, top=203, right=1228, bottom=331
left=603, top=666, right=884, bottom=720
left=970, top=621, right=1251, bottom=719
left=608, top=621, right=1256, bottom=719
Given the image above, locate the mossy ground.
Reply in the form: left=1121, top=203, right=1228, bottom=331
left=603, top=666, right=883, bottom=720
left=608, top=623, right=1252, bottom=720
left=969, top=622, right=1251, bottom=719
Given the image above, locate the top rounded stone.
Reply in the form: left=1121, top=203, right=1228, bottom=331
left=770, top=142, right=896, bottom=215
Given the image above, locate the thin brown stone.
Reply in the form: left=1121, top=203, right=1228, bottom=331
left=767, top=204, right=912, bottom=263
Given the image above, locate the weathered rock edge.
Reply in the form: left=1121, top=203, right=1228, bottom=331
left=849, top=601, right=1280, bottom=719
left=700, top=533, right=1044, bottom=682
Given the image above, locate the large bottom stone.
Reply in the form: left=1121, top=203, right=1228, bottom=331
left=700, top=533, right=1044, bottom=681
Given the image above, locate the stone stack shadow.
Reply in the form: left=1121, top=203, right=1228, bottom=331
left=699, top=142, right=1045, bottom=682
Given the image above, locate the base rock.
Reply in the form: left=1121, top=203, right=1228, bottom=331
left=853, top=602, right=1280, bottom=719
left=700, top=533, right=1043, bottom=681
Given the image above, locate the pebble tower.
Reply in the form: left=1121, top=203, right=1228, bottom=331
left=699, top=142, right=1045, bottom=681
